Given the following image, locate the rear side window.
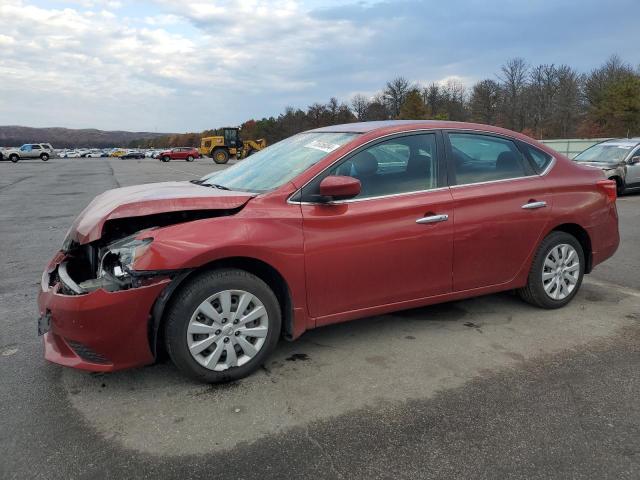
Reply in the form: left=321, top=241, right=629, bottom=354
left=448, top=133, right=533, bottom=185
left=520, top=143, right=553, bottom=172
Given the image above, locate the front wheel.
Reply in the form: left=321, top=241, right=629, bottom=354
left=186, top=155, right=194, bottom=162
left=41, top=153, right=49, bottom=161
left=165, top=269, right=281, bottom=383
left=518, top=231, right=585, bottom=309
left=212, top=149, right=229, bottom=164
left=162, top=156, right=171, bottom=162
left=9, top=154, right=19, bottom=163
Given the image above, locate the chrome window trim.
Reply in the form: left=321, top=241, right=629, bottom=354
left=286, top=127, right=557, bottom=205
left=296, top=186, right=451, bottom=206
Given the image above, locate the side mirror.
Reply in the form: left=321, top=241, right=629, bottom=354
left=630, top=156, right=640, bottom=165
left=319, top=175, right=361, bottom=201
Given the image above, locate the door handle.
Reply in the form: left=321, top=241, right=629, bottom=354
left=416, top=214, right=449, bottom=224
left=521, top=201, right=547, bottom=210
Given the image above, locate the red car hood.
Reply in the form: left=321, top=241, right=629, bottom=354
left=68, top=181, right=255, bottom=244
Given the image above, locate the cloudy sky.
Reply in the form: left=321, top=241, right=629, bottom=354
left=1, top=0, right=639, bottom=133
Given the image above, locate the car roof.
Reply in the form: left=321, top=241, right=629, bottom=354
left=307, top=120, right=536, bottom=140
left=598, top=138, right=640, bottom=147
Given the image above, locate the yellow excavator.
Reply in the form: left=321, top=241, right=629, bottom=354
left=199, top=127, right=267, bottom=164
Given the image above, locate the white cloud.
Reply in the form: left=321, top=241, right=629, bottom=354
left=0, top=0, right=369, bottom=130
left=0, top=34, right=16, bottom=45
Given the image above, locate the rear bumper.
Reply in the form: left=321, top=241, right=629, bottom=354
left=38, top=257, right=169, bottom=372
left=588, top=204, right=620, bottom=269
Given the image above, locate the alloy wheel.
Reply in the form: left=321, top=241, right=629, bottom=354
left=541, top=243, right=580, bottom=300
left=186, top=290, right=269, bottom=371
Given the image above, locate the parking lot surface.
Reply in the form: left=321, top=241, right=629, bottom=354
left=1, top=157, right=639, bottom=479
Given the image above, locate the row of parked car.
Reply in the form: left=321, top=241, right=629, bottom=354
left=0, top=145, right=203, bottom=162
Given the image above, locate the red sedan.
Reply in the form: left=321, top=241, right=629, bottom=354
left=38, top=121, right=619, bottom=382
left=158, top=147, right=200, bottom=162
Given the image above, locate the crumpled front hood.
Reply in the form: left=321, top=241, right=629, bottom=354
left=68, top=181, right=256, bottom=244
left=576, top=161, right=619, bottom=169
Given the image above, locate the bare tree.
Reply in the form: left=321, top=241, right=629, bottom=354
left=470, top=79, right=500, bottom=124
left=384, top=77, right=411, bottom=118
left=498, top=57, right=529, bottom=130
left=350, top=94, right=370, bottom=120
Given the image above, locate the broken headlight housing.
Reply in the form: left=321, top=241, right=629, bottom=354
left=99, top=235, right=153, bottom=280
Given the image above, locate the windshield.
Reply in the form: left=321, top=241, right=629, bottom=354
left=201, top=132, right=358, bottom=192
left=574, top=144, right=634, bottom=163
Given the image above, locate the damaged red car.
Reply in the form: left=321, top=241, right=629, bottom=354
left=38, top=120, right=620, bottom=383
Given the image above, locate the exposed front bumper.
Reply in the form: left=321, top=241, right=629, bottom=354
left=38, top=254, right=170, bottom=372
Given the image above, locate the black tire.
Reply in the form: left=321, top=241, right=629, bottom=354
left=164, top=268, right=282, bottom=383
left=186, top=155, right=194, bottom=162
left=614, top=178, right=625, bottom=196
left=247, top=149, right=256, bottom=157
left=518, top=231, right=585, bottom=309
left=40, top=153, right=49, bottom=161
left=212, top=148, right=229, bottom=164
left=9, top=154, right=19, bottom=163
left=162, top=156, right=171, bottom=162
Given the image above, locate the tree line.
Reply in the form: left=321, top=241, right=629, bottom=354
left=132, top=55, right=640, bottom=148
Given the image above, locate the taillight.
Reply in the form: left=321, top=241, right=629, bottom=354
left=596, top=179, right=617, bottom=204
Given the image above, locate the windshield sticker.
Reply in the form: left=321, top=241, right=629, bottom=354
left=304, top=140, right=341, bottom=153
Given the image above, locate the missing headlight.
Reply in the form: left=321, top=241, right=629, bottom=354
left=98, top=236, right=153, bottom=279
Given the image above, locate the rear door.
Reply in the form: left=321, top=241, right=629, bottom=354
left=444, top=131, right=553, bottom=291
left=298, top=131, right=454, bottom=323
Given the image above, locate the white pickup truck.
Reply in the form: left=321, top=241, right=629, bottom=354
left=1, top=143, right=54, bottom=162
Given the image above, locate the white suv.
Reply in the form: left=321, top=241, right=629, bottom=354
left=1, top=143, right=54, bottom=162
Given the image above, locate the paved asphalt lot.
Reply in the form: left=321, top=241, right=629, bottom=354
left=1, top=157, right=639, bottom=479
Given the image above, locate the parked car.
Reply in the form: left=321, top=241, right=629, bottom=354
left=120, top=151, right=145, bottom=159
left=3, top=143, right=54, bottom=162
left=85, top=150, right=104, bottom=158
left=573, top=138, right=640, bottom=195
left=159, top=147, right=200, bottom=162
left=37, top=120, right=619, bottom=383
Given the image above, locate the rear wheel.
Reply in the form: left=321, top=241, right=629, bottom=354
left=212, top=148, right=229, bottom=164
left=9, top=154, right=19, bottom=163
left=518, top=231, right=585, bottom=309
left=165, top=269, right=281, bottom=383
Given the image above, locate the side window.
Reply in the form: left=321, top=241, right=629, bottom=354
left=520, top=143, right=553, bottom=171
left=448, top=133, right=532, bottom=185
left=327, top=133, right=439, bottom=199
left=32, top=145, right=42, bottom=150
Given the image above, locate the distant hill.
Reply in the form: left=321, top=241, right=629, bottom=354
left=0, top=126, right=173, bottom=148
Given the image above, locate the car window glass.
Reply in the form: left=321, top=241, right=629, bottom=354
left=449, top=133, right=531, bottom=185
left=33, top=145, right=41, bottom=150
left=520, top=143, right=552, bottom=171
left=326, top=133, right=438, bottom=199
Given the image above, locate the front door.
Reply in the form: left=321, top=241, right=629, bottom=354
left=444, top=131, right=553, bottom=291
left=626, top=146, right=640, bottom=187
left=298, top=132, right=454, bottom=323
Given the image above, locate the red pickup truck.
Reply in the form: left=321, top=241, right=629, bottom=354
left=159, top=147, right=200, bottom=162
